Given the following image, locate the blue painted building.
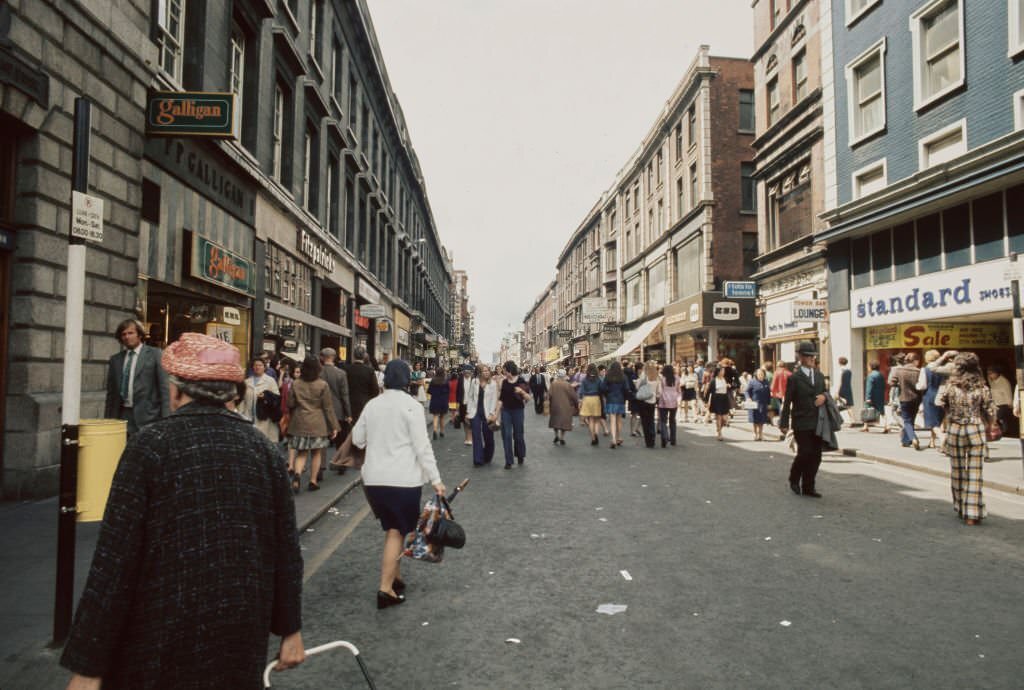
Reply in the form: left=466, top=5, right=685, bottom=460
left=819, top=0, right=1024, bottom=414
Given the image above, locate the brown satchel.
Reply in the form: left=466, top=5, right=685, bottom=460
left=330, top=431, right=365, bottom=469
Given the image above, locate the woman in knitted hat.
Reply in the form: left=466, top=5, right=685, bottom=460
left=61, top=333, right=305, bottom=687
left=286, top=356, right=340, bottom=492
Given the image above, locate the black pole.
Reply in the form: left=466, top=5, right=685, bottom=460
left=52, top=97, right=91, bottom=647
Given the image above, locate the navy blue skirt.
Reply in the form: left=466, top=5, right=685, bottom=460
left=364, top=485, right=423, bottom=535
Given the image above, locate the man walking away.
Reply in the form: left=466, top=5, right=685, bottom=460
left=345, top=345, right=380, bottom=424
left=320, top=347, right=353, bottom=475
left=63, top=333, right=304, bottom=689
left=779, top=341, right=827, bottom=498
left=530, top=366, right=548, bottom=414
left=889, top=352, right=924, bottom=449
left=103, top=318, right=170, bottom=436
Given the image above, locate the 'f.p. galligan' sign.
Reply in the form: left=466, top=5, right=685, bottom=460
left=850, top=259, right=1012, bottom=328
left=146, top=91, right=235, bottom=138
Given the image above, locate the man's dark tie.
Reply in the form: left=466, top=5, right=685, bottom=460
left=120, top=350, right=135, bottom=401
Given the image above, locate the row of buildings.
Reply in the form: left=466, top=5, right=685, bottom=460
left=0, top=0, right=473, bottom=497
left=524, top=0, right=1022, bottom=409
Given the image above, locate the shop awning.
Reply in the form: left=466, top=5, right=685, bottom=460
left=266, top=299, right=353, bottom=338
left=603, top=316, right=664, bottom=361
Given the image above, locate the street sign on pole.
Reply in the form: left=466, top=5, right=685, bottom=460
left=723, top=281, right=757, bottom=299
left=70, top=191, right=103, bottom=243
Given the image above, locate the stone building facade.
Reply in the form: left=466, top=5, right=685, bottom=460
left=1, top=0, right=451, bottom=497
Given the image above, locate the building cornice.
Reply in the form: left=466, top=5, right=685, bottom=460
left=751, top=0, right=812, bottom=62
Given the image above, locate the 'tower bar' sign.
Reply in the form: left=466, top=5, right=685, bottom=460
left=146, top=91, right=235, bottom=138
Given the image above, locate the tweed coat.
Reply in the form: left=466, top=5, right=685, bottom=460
left=60, top=403, right=303, bottom=689
left=547, top=379, right=580, bottom=431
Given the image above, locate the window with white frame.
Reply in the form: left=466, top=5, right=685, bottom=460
left=846, top=0, right=881, bottom=25
left=1014, top=89, right=1024, bottom=131
left=156, top=0, right=186, bottom=83
left=272, top=86, right=284, bottom=181
left=229, top=25, right=244, bottom=140
left=852, top=159, right=887, bottom=198
left=918, top=119, right=966, bottom=168
left=846, top=39, right=886, bottom=144
left=309, top=0, right=321, bottom=66
left=792, top=50, right=808, bottom=102
left=330, top=41, right=340, bottom=106
left=910, top=0, right=964, bottom=110
left=1012, top=0, right=1024, bottom=57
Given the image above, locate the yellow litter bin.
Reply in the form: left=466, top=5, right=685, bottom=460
left=75, top=418, right=127, bottom=522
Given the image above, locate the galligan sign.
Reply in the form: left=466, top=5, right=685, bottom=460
left=146, top=91, right=235, bottom=138
left=850, top=259, right=1012, bottom=328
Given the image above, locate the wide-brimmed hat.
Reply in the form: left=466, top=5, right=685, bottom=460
left=796, top=340, right=818, bottom=356
left=163, top=332, right=244, bottom=382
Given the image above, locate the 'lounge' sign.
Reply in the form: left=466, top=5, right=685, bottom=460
left=146, top=91, right=235, bottom=138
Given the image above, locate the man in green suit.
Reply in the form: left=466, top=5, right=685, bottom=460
left=779, top=341, right=827, bottom=498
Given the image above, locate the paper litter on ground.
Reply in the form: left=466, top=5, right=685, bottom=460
left=598, top=517, right=608, bottom=522
left=505, top=638, right=521, bottom=644
left=779, top=620, right=792, bottom=627
left=764, top=537, right=772, bottom=541
left=620, top=570, right=632, bottom=581
left=596, top=604, right=628, bottom=615
left=422, top=622, right=429, bottom=626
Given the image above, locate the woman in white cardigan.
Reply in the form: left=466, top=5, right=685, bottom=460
left=352, top=359, right=445, bottom=610
left=464, top=364, right=499, bottom=466
left=241, top=358, right=280, bottom=442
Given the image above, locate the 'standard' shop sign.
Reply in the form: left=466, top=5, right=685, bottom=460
left=146, top=91, right=234, bottom=138
left=850, top=259, right=1012, bottom=328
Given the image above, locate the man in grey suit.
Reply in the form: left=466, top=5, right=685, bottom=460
left=104, top=318, right=170, bottom=435
left=320, top=347, right=352, bottom=437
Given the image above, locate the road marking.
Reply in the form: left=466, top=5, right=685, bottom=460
left=303, top=504, right=372, bottom=583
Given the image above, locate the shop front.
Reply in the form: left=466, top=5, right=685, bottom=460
left=299, top=228, right=353, bottom=358
left=139, top=147, right=258, bottom=355
left=757, top=264, right=828, bottom=367
left=664, top=292, right=758, bottom=371
left=843, top=258, right=1015, bottom=415
left=353, top=276, right=393, bottom=363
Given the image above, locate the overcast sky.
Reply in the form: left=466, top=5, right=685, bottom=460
left=365, top=1, right=755, bottom=360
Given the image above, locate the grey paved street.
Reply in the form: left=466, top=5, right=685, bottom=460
left=282, top=415, right=1024, bottom=690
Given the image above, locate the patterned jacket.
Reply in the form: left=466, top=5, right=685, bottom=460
left=60, top=403, right=303, bottom=689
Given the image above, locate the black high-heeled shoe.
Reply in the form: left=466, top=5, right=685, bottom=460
left=377, top=590, right=405, bottom=609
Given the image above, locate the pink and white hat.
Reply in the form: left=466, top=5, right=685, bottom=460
left=162, top=332, right=244, bottom=382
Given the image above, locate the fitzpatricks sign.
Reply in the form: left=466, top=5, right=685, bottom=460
left=146, top=91, right=235, bottom=138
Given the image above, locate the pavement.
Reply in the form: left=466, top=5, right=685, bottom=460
left=1, top=411, right=1021, bottom=688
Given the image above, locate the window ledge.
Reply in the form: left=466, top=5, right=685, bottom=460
left=846, top=0, right=882, bottom=27
left=914, top=80, right=965, bottom=113
left=849, top=126, right=886, bottom=149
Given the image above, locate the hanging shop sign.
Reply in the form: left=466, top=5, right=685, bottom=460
left=702, top=292, right=758, bottom=327
left=376, top=320, right=391, bottom=333
left=189, top=233, right=255, bottom=295
left=354, top=309, right=370, bottom=329
left=865, top=323, right=1012, bottom=350
left=581, top=297, right=616, bottom=324
left=397, top=328, right=410, bottom=346
left=146, top=91, right=234, bottom=138
left=790, top=299, right=828, bottom=322
left=298, top=229, right=336, bottom=273
left=360, top=304, right=387, bottom=319
left=544, top=346, right=562, bottom=363
left=724, top=281, right=757, bottom=299
left=850, top=259, right=1013, bottom=328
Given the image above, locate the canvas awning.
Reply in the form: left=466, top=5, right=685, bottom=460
left=602, top=316, right=664, bottom=361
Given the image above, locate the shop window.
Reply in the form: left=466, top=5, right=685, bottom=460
left=942, top=204, right=970, bottom=268
left=871, top=229, right=892, bottom=284
left=893, top=222, right=916, bottom=280
left=851, top=236, right=871, bottom=289
left=917, top=213, right=942, bottom=274
left=1007, top=183, right=1024, bottom=253
left=971, top=193, right=1005, bottom=262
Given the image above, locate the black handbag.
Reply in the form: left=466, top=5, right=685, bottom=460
left=256, top=391, right=282, bottom=422
left=428, top=496, right=466, bottom=549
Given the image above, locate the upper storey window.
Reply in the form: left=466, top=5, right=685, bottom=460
left=156, top=0, right=186, bottom=83
left=910, top=0, right=964, bottom=110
